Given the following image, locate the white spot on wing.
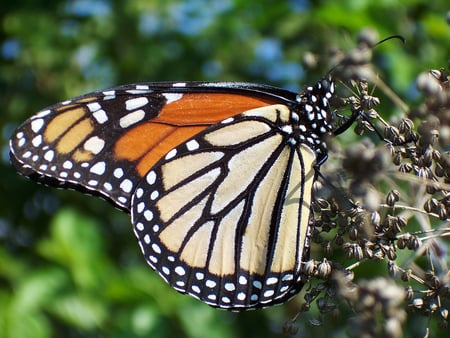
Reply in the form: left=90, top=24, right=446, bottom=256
left=150, top=190, right=159, bottom=200
left=90, top=161, right=106, bottom=175
left=144, top=210, right=153, bottom=221
left=163, top=93, right=183, bottom=103
left=84, top=136, right=105, bottom=154
left=93, top=110, right=108, bottom=124
left=136, top=85, right=150, bottom=90
left=32, top=135, right=42, bottom=147
left=175, top=266, right=186, bottom=276
left=221, top=117, right=234, bottom=124
left=119, top=110, right=145, bottom=128
left=253, top=281, right=262, bottom=289
left=224, top=283, right=235, bottom=291
left=31, top=119, right=44, bottom=133
left=87, top=102, right=101, bottom=112
left=205, top=280, right=216, bottom=288
left=114, top=168, right=124, bottom=178
left=186, top=139, right=199, bottom=151
left=281, top=274, right=293, bottom=281
left=263, top=290, right=274, bottom=297
left=237, top=292, right=246, bottom=300
left=137, top=202, right=145, bottom=213
left=152, top=243, right=161, bottom=254
left=146, top=170, right=156, bottom=185
left=165, top=148, right=177, bottom=160
left=120, top=179, right=133, bottom=193
left=44, top=150, right=54, bottom=161
left=127, top=89, right=151, bottom=94
left=35, top=110, right=51, bottom=118
left=136, top=188, right=144, bottom=198
left=266, top=277, right=278, bottom=285
left=125, top=97, right=149, bottom=110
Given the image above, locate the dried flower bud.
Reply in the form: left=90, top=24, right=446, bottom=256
left=354, top=244, right=364, bottom=260
left=397, top=236, right=406, bottom=250
left=370, top=211, right=381, bottom=227
left=363, top=245, right=374, bottom=259
left=426, top=182, right=440, bottom=195
left=334, top=234, right=344, bottom=246
left=401, top=269, right=412, bottom=282
left=385, top=126, right=401, bottom=141
left=399, top=118, right=414, bottom=133
left=349, top=224, right=359, bottom=240
left=405, top=286, right=414, bottom=300
left=412, top=298, right=424, bottom=309
left=429, top=301, right=439, bottom=312
left=283, top=320, right=299, bottom=335
left=386, top=246, right=397, bottom=260
left=423, top=145, right=434, bottom=166
left=438, top=206, right=448, bottom=220
left=386, top=190, right=400, bottom=206
left=435, top=163, right=445, bottom=177
left=322, top=240, right=332, bottom=256
left=399, top=163, right=413, bottom=173
left=388, top=261, right=399, bottom=278
left=393, top=152, right=403, bottom=165
left=317, top=259, right=332, bottom=278
left=303, top=259, right=316, bottom=275
left=407, top=236, right=422, bottom=250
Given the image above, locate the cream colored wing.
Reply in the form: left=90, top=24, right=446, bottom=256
left=131, top=104, right=317, bottom=309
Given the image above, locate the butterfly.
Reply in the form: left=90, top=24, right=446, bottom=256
left=10, top=76, right=338, bottom=310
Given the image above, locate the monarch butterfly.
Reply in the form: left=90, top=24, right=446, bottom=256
left=10, top=75, right=338, bottom=310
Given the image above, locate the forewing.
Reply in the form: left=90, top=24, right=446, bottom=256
left=9, top=83, right=283, bottom=211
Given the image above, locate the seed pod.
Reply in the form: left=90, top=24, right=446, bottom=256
left=386, top=190, right=400, bottom=206
left=317, top=259, right=332, bottom=278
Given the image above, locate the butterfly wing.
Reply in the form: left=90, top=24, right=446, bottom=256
left=10, top=82, right=295, bottom=211
left=131, top=104, right=318, bottom=309
left=10, top=78, right=335, bottom=310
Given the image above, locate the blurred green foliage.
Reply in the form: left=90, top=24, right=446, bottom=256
left=0, top=1, right=449, bottom=337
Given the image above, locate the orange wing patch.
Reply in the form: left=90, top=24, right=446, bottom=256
left=115, top=93, right=278, bottom=177
left=153, top=93, right=276, bottom=125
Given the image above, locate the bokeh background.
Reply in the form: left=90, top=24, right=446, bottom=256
left=0, top=1, right=449, bottom=337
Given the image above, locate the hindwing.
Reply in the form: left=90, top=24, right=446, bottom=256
left=131, top=104, right=317, bottom=309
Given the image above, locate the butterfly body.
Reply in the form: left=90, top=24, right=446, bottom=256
left=10, top=78, right=335, bottom=309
